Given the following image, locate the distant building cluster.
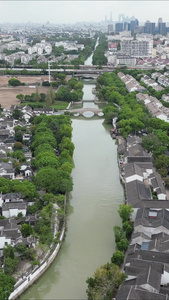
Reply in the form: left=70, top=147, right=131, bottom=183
left=105, top=13, right=169, bottom=68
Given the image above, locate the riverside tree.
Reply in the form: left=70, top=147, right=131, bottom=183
left=86, top=263, right=127, bottom=300
left=118, top=204, right=133, bottom=223
left=0, top=271, right=15, bottom=300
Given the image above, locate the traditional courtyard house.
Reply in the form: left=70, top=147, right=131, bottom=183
left=2, top=202, right=27, bottom=218
left=134, top=207, right=169, bottom=236
left=149, top=172, right=167, bottom=200
left=124, top=162, right=154, bottom=184
left=0, top=219, right=21, bottom=257
left=125, top=180, right=152, bottom=219
left=0, top=161, right=15, bottom=179
left=20, top=164, right=32, bottom=178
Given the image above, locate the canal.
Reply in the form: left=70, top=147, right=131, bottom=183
left=21, top=80, right=124, bottom=300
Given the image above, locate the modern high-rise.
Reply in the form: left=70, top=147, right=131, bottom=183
left=115, top=23, right=123, bottom=33
left=158, top=22, right=166, bottom=35
left=130, top=19, right=139, bottom=34
left=108, top=24, right=114, bottom=34
left=144, top=21, right=155, bottom=35
left=110, top=11, right=113, bottom=23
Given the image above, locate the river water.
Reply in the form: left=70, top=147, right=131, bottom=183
left=21, top=81, right=124, bottom=300
left=21, top=51, right=124, bottom=299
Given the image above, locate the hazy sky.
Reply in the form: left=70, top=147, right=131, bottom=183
left=0, top=1, right=169, bottom=24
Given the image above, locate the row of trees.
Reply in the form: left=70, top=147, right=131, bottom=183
left=0, top=112, right=75, bottom=298
left=28, top=115, right=74, bottom=243
left=92, top=34, right=108, bottom=66
left=86, top=68, right=169, bottom=299
left=86, top=204, right=133, bottom=299
left=69, top=36, right=97, bottom=67
left=96, top=69, right=169, bottom=182
left=30, top=115, right=74, bottom=194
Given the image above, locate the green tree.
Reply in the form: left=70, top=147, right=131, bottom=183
left=21, top=223, right=34, bottom=237
left=12, top=108, right=23, bottom=120
left=31, top=132, right=57, bottom=151
left=8, top=78, right=23, bottom=86
left=116, top=238, right=129, bottom=252
left=4, top=257, right=19, bottom=275
left=118, top=204, right=133, bottom=223
left=3, top=245, right=15, bottom=259
left=11, top=180, right=37, bottom=200
left=155, top=154, right=169, bottom=172
left=35, top=167, right=73, bottom=194
left=122, top=221, right=134, bottom=238
left=33, top=151, right=60, bottom=169
left=45, top=86, right=55, bottom=107
left=59, top=124, right=73, bottom=139
left=13, top=141, right=23, bottom=150
left=59, top=137, right=75, bottom=157
left=113, top=226, right=126, bottom=243
left=164, top=177, right=169, bottom=187
left=86, top=263, right=127, bottom=300
left=0, top=177, right=11, bottom=193
left=16, top=93, right=24, bottom=101
left=0, top=271, right=15, bottom=300
left=111, top=250, right=125, bottom=266
left=33, top=86, right=41, bottom=102
left=34, top=143, right=54, bottom=157
left=15, top=131, right=23, bottom=143
left=35, top=167, right=60, bottom=192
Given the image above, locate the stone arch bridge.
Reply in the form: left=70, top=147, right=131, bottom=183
left=66, top=107, right=104, bottom=117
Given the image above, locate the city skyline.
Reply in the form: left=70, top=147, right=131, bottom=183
left=0, top=1, right=169, bottom=25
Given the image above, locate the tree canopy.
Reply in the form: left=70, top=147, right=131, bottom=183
left=0, top=271, right=15, bottom=300
left=86, top=263, right=126, bottom=300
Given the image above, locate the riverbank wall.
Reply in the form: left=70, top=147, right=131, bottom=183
left=9, top=224, right=65, bottom=300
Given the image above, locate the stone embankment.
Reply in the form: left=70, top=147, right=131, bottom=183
left=9, top=224, right=65, bottom=300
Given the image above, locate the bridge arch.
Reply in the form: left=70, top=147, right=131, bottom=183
left=66, top=107, right=104, bottom=118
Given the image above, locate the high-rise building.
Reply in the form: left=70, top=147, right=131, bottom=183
left=158, top=22, right=166, bottom=35
left=144, top=21, right=155, bottom=35
left=115, top=23, right=123, bottom=33
left=108, top=24, right=114, bottom=34
left=130, top=19, right=139, bottom=34
left=123, top=22, right=128, bottom=31
left=158, top=17, right=163, bottom=24
left=110, top=11, right=113, bottom=23
left=118, top=14, right=125, bottom=22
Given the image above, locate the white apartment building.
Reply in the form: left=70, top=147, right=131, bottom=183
left=45, top=44, right=52, bottom=54
left=116, top=55, right=136, bottom=66
left=121, top=39, right=153, bottom=58
left=28, top=46, right=37, bottom=55
left=119, top=30, right=132, bottom=37
left=37, top=47, right=43, bottom=55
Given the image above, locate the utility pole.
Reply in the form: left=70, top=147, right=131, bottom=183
left=48, top=61, right=51, bottom=83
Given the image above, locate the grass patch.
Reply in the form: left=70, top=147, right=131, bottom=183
left=71, top=103, right=83, bottom=109
left=51, top=101, right=69, bottom=110
left=20, top=101, right=69, bottom=110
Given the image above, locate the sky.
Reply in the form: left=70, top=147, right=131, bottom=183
left=0, top=1, right=169, bottom=25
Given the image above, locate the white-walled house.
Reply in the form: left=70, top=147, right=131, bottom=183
left=0, top=162, right=15, bottom=179
left=0, top=219, right=21, bottom=257
left=2, top=202, right=27, bottom=218
left=0, top=234, right=11, bottom=257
